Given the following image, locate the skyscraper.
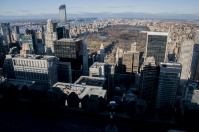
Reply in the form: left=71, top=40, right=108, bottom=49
left=14, top=26, right=20, bottom=41
left=146, top=32, right=168, bottom=66
left=177, top=39, right=194, bottom=85
left=57, top=62, right=72, bottom=83
left=0, top=23, right=12, bottom=48
left=21, top=29, right=37, bottom=53
left=100, top=43, right=105, bottom=62
left=59, top=5, right=67, bottom=26
left=82, top=41, right=88, bottom=74
left=59, top=5, right=70, bottom=34
left=54, top=38, right=83, bottom=70
left=191, top=30, right=199, bottom=80
left=155, top=62, right=182, bottom=109
left=139, top=56, right=158, bottom=104
left=10, top=54, right=57, bottom=87
left=45, top=19, right=58, bottom=55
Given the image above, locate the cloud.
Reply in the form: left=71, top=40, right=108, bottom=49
left=107, top=6, right=136, bottom=8
left=37, top=8, right=48, bottom=10
left=2, top=12, right=13, bottom=14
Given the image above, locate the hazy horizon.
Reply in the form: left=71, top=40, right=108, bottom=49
left=0, top=0, right=199, bottom=21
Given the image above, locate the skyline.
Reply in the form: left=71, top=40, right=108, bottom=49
left=0, top=0, right=199, bottom=20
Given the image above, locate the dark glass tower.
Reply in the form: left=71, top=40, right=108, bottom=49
left=54, top=38, right=83, bottom=70
left=146, top=32, right=168, bottom=66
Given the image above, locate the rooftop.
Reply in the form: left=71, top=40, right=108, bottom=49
left=8, top=54, right=55, bottom=60
left=0, top=79, right=36, bottom=90
left=53, top=82, right=107, bottom=99
left=90, top=62, right=116, bottom=69
left=147, top=31, right=168, bottom=36
left=55, top=38, right=82, bottom=42
left=74, top=76, right=106, bottom=87
left=159, top=62, right=182, bottom=67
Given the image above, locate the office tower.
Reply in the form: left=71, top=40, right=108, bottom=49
left=57, top=62, right=72, bottom=83
left=21, top=29, right=38, bottom=53
left=89, top=62, right=116, bottom=99
left=177, top=39, right=194, bottom=85
left=59, top=5, right=70, bottom=35
left=14, top=26, right=20, bottom=41
left=122, top=52, right=133, bottom=74
left=20, top=43, right=33, bottom=55
left=194, top=57, right=199, bottom=80
left=191, top=30, right=199, bottom=80
left=127, top=51, right=139, bottom=74
left=104, top=55, right=115, bottom=63
left=54, top=38, right=83, bottom=70
left=45, top=19, right=58, bottom=55
left=131, top=42, right=137, bottom=51
left=146, top=32, right=168, bottom=65
left=0, top=23, right=12, bottom=48
left=100, top=43, right=105, bottom=62
left=82, top=41, right=88, bottom=73
left=3, top=55, right=15, bottom=79
left=10, top=54, right=57, bottom=87
left=139, top=57, right=158, bottom=104
left=40, top=26, right=44, bottom=33
left=156, top=62, right=182, bottom=109
left=57, top=27, right=66, bottom=39
left=116, top=47, right=123, bottom=73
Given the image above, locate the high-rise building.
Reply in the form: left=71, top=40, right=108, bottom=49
left=45, top=19, right=58, bottom=55
left=146, top=32, right=168, bottom=66
left=3, top=55, right=15, bottom=79
left=82, top=41, right=88, bottom=74
left=155, top=62, right=182, bottom=109
left=115, top=47, right=123, bottom=73
left=131, top=42, right=137, bottom=51
left=100, top=43, right=105, bottom=62
left=21, top=29, right=37, bottom=53
left=89, top=62, right=116, bottom=99
left=191, top=30, right=199, bottom=80
left=10, top=54, right=57, bottom=87
left=54, top=38, right=83, bottom=70
left=139, top=56, right=158, bottom=104
left=59, top=5, right=70, bottom=32
left=0, top=23, right=12, bottom=48
left=14, top=26, right=20, bottom=41
left=122, top=52, right=133, bottom=74
left=127, top=51, right=139, bottom=74
left=177, top=39, right=194, bottom=85
left=57, top=62, right=72, bottom=83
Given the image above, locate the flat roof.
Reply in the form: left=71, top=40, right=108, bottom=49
left=74, top=76, right=106, bottom=87
left=53, top=82, right=107, bottom=99
left=90, top=62, right=116, bottom=69
left=147, top=31, right=168, bottom=36
left=55, top=38, right=82, bottom=42
left=159, top=62, right=182, bottom=67
left=11, top=54, right=55, bottom=60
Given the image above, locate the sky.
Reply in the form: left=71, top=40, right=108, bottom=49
left=0, top=0, right=199, bottom=20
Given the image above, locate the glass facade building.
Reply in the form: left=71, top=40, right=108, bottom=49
left=59, top=5, right=67, bottom=25
left=146, top=32, right=168, bottom=66
left=54, top=38, right=83, bottom=70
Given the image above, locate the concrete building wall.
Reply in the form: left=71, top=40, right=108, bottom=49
left=177, top=39, right=194, bottom=85
left=11, top=55, right=57, bottom=87
left=45, top=19, right=58, bottom=55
